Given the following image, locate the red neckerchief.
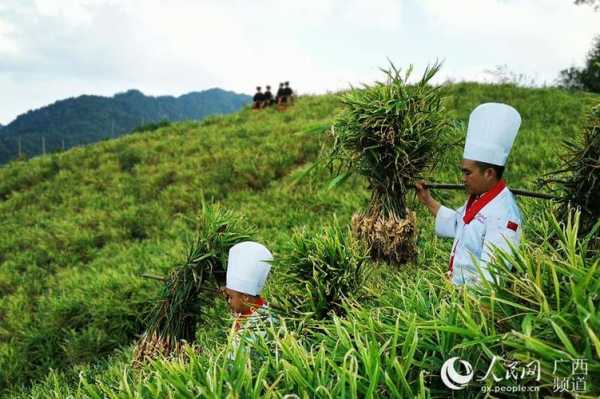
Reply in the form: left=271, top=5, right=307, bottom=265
left=234, top=297, right=267, bottom=331
left=462, top=179, right=506, bottom=225
left=449, top=179, right=507, bottom=273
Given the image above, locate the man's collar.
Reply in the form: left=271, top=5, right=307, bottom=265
left=463, top=179, right=506, bottom=224
left=239, top=297, right=267, bottom=317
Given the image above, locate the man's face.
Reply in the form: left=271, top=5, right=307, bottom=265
left=461, top=159, right=494, bottom=195
left=223, top=287, right=252, bottom=314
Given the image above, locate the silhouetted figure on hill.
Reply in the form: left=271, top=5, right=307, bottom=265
left=252, top=86, right=264, bottom=109
left=263, top=85, right=274, bottom=107
left=283, top=81, right=294, bottom=104
left=275, top=83, right=285, bottom=105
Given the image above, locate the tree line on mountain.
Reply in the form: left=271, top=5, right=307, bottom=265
left=561, top=1, right=598, bottom=91
left=574, top=0, right=600, bottom=10
left=0, top=88, right=250, bottom=165
left=558, top=35, right=600, bottom=93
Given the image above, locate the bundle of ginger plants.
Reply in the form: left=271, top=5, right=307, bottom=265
left=328, top=63, right=453, bottom=264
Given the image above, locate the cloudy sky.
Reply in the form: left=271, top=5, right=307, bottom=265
left=0, top=0, right=597, bottom=125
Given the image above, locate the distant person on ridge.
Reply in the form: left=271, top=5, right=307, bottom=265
left=275, top=83, right=285, bottom=105
left=252, top=86, right=264, bottom=110
left=283, top=81, right=294, bottom=104
left=415, top=103, right=523, bottom=286
left=263, top=85, right=274, bottom=108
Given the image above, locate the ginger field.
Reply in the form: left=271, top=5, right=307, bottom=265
left=0, top=83, right=599, bottom=398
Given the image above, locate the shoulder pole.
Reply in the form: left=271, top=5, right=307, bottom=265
left=416, top=183, right=559, bottom=200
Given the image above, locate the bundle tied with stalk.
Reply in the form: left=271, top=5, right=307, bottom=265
left=543, top=103, right=600, bottom=249
left=132, top=206, right=252, bottom=366
left=328, top=62, right=453, bottom=264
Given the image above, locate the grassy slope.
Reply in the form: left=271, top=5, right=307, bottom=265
left=0, top=84, right=598, bottom=398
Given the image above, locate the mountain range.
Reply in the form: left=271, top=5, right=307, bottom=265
left=0, top=88, right=251, bottom=165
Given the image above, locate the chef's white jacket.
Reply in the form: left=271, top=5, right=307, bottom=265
left=435, top=186, right=522, bottom=285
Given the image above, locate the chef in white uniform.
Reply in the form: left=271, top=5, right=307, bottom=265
left=416, top=103, right=523, bottom=286
left=223, top=241, right=276, bottom=357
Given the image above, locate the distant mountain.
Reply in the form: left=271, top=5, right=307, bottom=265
left=0, top=88, right=251, bottom=165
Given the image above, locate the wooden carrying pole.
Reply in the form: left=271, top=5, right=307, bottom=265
left=417, top=183, right=559, bottom=200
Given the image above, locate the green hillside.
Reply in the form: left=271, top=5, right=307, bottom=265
left=1, top=83, right=599, bottom=398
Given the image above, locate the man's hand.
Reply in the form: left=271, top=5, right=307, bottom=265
left=415, top=181, right=433, bottom=204
left=415, top=181, right=441, bottom=216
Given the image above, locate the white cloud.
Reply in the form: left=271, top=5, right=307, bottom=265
left=0, top=19, right=18, bottom=54
left=420, top=0, right=598, bottom=84
left=0, top=0, right=597, bottom=124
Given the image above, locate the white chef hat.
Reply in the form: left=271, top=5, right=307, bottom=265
left=226, top=241, right=273, bottom=296
left=463, top=103, right=521, bottom=166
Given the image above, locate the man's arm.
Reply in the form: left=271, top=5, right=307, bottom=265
left=415, top=181, right=441, bottom=216
left=415, top=181, right=460, bottom=238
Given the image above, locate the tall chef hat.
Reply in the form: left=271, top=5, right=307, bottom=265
left=463, top=103, right=521, bottom=166
left=226, top=241, right=273, bottom=296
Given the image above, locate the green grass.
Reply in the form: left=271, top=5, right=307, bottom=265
left=0, top=83, right=598, bottom=398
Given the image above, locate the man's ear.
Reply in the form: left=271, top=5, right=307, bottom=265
left=484, top=167, right=496, bottom=181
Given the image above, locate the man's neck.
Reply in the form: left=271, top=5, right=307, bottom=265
left=475, top=179, right=503, bottom=196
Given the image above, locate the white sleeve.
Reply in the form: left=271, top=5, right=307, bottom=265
left=435, top=205, right=461, bottom=238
